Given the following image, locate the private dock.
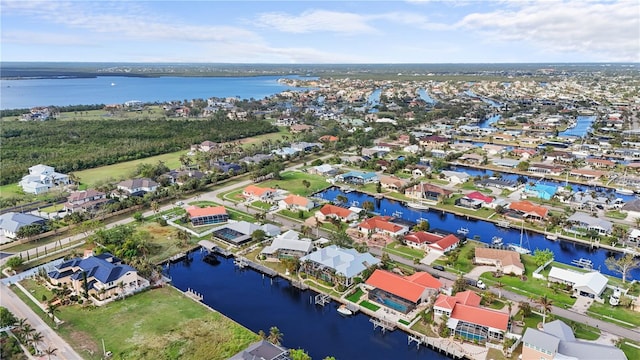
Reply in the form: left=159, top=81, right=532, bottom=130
left=370, top=317, right=396, bottom=333
left=407, top=335, right=465, bottom=359
left=198, top=240, right=232, bottom=257
left=291, top=280, right=309, bottom=290
left=168, top=252, right=186, bottom=263
left=185, top=288, right=203, bottom=301
left=234, top=256, right=277, bottom=277
left=314, top=294, right=331, bottom=306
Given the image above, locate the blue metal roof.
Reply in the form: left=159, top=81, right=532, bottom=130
left=49, top=253, right=135, bottom=285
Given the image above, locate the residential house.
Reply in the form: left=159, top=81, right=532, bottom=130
left=474, top=248, right=524, bottom=276
left=116, top=178, right=158, bottom=197
left=547, top=267, right=608, bottom=299
left=211, top=161, right=243, bottom=174
left=260, top=230, right=313, bottom=261
left=278, top=194, right=315, bottom=212
left=379, top=175, right=408, bottom=192
left=434, top=290, right=510, bottom=342
left=228, top=340, right=290, bottom=360
left=507, top=201, right=549, bottom=221
left=0, top=212, right=47, bottom=239
left=482, top=144, right=507, bottom=156
left=19, top=164, right=71, bottom=194
left=428, top=234, right=460, bottom=253
left=465, top=191, right=494, bottom=207
left=492, top=158, right=521, bottom=168
left=365, top=269, right=442, bottom=314
left=522, top=320, right=627, bottom=360
left=315, top=204, right=359, bottom=223
left=524, top=183, right=558, bottom=200
left=335, top=171, right=378, bottom=185
left=190, top=140, right=218, bottom=153
left=187, top=206, right=228, bottom=226
left=47, top=253, right=144, bottom=302
left=403, top=231, right=443, bottom=250
left=405, top=183, right=452, bottom=203
left=64, top=189, right=109, bottom=213
left=527, top=163, right=565, bottom=176
left=419, top=135, right=449, bottom=149
left=161, top=170, right=205, bottom=185
left=586, top=158, right=616, bottom=169
left=299, top=245, right=380, bottom=287
left=290, top=124, right=314, bottom=133
left=319, top=135, right=339, bottom=142
left=362, top=146, right=391, bottom=158
left=210, top=221, right=262, bottom=245
left=440, top=171, right=471, bottom=185
left=243, top=185, right=276, bottom=202
left=358, top=216, right=408, bottom=237
left=620, top=199, right=640, bottom=220
left=307, top=164, right=337, bottom=176
left=458, top=153, right=484, bottom=166
left=569, top=168, right=606, bottom=181
left=566, top=212, right=613, bottom=236
left=476, top=178, right=518, bottom=191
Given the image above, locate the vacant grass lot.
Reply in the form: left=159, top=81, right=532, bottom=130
left=588, top=301, right=640, bottom=328
left=259, top=171, right=330, bottom=196
left=56, top=287, right=258, bottom=360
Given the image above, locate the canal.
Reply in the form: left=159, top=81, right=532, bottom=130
left=315, top=187, right=640, bottom=281
left=165, top=252, right=450, bottom=360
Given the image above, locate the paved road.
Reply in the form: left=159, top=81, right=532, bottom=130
left=1, top=282, right=82, bottom=359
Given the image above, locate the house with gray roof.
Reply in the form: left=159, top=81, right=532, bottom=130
left=228, top=340, right=290, bottom=360
left=116, top=178, right=158, bottom=197
left=260, top=230, right=313, bottom=261
left=0, top=212, right=47, bottom=239
left=48, top=252, right=145, bottom=303
left=522, top=320, right=626, bottom=360
left=299, top=245, right=380, bottom=286
left=19, top=164, right=71, bottom=195
left=566, top=212, right=613, bottom=235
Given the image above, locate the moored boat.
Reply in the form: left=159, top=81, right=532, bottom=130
left=337, top=304, right=353, bottom=316
left=457, top=227, right=469, bottom=235
left=616, top=188, right=634, bottom=195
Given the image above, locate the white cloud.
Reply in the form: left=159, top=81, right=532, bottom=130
left=2, top=30, right=92, bottom=46
left=255, top=10, right=376, bottom=34
left=457, top=0, right=640, bottom=61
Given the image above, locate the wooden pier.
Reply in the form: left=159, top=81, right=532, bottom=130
left=291, top=280, right=309, bottom=290
left=233, top=256, right=278, bottom=277
left=315, top=294, right=331, bottom=306
left=198, top=240, right=232, bottom=257
left=370, top=317, right=396, bottom=333
left=407, top=335, right=465, bottom=359
left=168, top=252, right=186, bottom=263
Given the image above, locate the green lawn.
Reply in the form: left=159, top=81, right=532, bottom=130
left=74, top=150, right=185, bottom=186
left=588, top=301, right=640, bottom=328
left=220, top=189, right=245, bottom=203
left=251, top=201, right=272, bottom=210
left=20, top=278, right=54, bottom=304
left=359, top=300, right=380, bottom=311
left=279, top=208, right=314, bottom=220
left=384, top=242, right=425, bottom=260
left=56, top=287, right=258, bottom=360
left=621, top=339, right=640, bottom=360
left=347, top=288, right=364, bottom=303
left=259, top=171, right=330, bottom=196
left=0, top=183, right=25, bottom=198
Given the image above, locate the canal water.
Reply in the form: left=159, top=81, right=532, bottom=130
left=165, top=252, right=450, bottom=360
left=315, top=188, right=640, bottom=281
left=559, top=115, right=596, bottom=138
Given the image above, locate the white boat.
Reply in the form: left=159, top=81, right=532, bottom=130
left=571, top=258, right=593, bottom=269
left=457, top=227, right=469, bottom=235
left=491, top=236, right=503, bottom=245
left=508, top=244, right=531, bottom=255
left=616, top=188, right=634, bottom=195
left=406, top=201, right=430, bottom=210
left=496, top=220, right=511, bottom=229
left=337, top=304, right=353, bottom=316
left=546, top=233, right=558, bottom=241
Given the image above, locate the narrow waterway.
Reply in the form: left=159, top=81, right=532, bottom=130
left=315, top=188, right=640, bottom=281
left=165, top=252, right=450, bottom=360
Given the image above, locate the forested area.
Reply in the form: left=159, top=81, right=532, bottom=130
left=1, top=118, right=277, bottom=185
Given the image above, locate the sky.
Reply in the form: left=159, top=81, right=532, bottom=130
left=1, top=0, right=639, bottom=64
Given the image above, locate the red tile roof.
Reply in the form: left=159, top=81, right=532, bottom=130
left=243, top=185, right=275, bottom=197
left=428, top=234, right=460, bottom=251
left=508, top=200, right=548, bottom=218
left=404, top=272, right=442, bottom=289
left=319, top=204, right=353, bottom=218
left=434, top=294, right=458, bottom=310
left=187, top=205, right=227, bottom=218
left=450, top=304, right=509, bottom=331
left=358, top=216, right=404, bottom=233
left=284, top=194, right=311, bottom=206
left=454, top=290, right=481, bottom=307
left=365, top=270, right=441, bottom=303
left=404, top=231, right=442, bottom=245
left=466, top=191, right=494, bottom=204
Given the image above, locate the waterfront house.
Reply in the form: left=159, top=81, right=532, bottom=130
left=278, top=194, right=315, bottom=212
left=299, top=245, right=380, bottom=287
left=48, top=252, right=144, bottom=303
left=434, top=290, right=510, bottom=342
left=569, top=168, right=606, bottom=181
left=64, top=189, right=109, bottom=213
left=19, top=164, right=71, bottom=195
left=243, top=185, right=276, bottom=202
left=482, top=144, right=507, bottom=156
left=365, top=269, right=442, bottom=314
left=187, top=206, right=228, bottom=226
left=507, top=201, right=549, bottom=221
left=620, top=199, right=640, bottom=220
left=260, top=230, right=313, bottom=261
left=476, top=178, right=518, bottom=191
left=565, top=212, right=612, bottom=236
left=524, top=183, right=557, bottom=200
left=491, top=158, right=521, bottom=168
left=315, top=204, right=359, bottom=223
left=547, top=267, right=608, bottom=299
left=458, top=153, right=484, bottom=166
left=427, top=234, right=460, bottom=254
left=0, top=212, right=47, bottom=239
left=464, top=191, right=494, bottom=206
left=403, top=231, right=442, bottom=250
left=335, top=171, right=378, bottom=185
left=228, top=340, right=290, bottom=360
left=419, top=135, right=449, bottom=149
left=358, top=216, right=408, bottom=237
left=440, top=170, right=471, bottom=185
left=116, top=178, right=158, bottom=197
left=379, top=175, right=408, bottom=192
left=454, top=196, right=483, bottom=210
left=474, top=248, right=524, bottom=276
left=404, top=183, right=452, bottom=202
left=522, top=320, right=627, bottom=360
left=210, top=221, right=264, bottom=246
left=527, top=163, right=565, bottom=176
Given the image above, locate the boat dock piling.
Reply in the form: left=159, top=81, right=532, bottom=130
left=291, top=280, right=309, bottom=290
left=407, top=335, right=465, bottom=359
left=185, top=288, right=203, bottom=301
left=314, top=294, right=331, bottom=306
left=370, top=317, right=396, bottom=333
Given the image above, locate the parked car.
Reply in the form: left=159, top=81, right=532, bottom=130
left=175, top=201, right=184, bottom=206
left=269, top=206, right=279, bottom=212
left=432, top=265, right=445, bottom=271
left=476, top=279, right=486, bottom=290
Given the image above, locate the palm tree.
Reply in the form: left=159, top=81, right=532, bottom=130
left=176, top=229, right=191, bottom=248
left=46, top=302, right=59, bottom=327
left=267, top=326, right=283, bottom=345
left=30, top=331, right=43, bottom=352
left=536, top=295, right=553, bottom=324
left=494, top=281, right=505, bottom=299
left=258, top=330, right=266, bottom=340
left=43, top=345, right=58, bottom=360
left=150, top=201, right=160, bottom=215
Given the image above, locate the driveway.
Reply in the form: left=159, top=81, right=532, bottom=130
left=420, top=250, right=443, bottom=265
left=466, top=265, right=497, bottom=280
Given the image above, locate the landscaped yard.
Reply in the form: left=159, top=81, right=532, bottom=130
left=347, top=288, right=364, bottom=302
left=55, top=287, right=258, bottom=360
left=258, top=171, right=330, bottom=196
left=620, top=339, right=640, bottom=360
left=588, top=301, right=640, bottom=328
left=384, top=242, right=425, bottom=261
left=359, top=300, right=380, bottom=311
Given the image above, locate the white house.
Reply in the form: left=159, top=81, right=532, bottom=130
left=260, top=230, right=313, bottom=261
left=19, top=164, right=70, bottom=194
left=547, top=267, right=608, bottom=299
left=116, top=178, right=159, bottom=196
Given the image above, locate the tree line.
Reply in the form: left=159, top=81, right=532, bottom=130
left=1, top=117, right=277, bottom=185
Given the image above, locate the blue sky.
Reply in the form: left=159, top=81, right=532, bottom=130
left=1, top=0, right=638, bottom=63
